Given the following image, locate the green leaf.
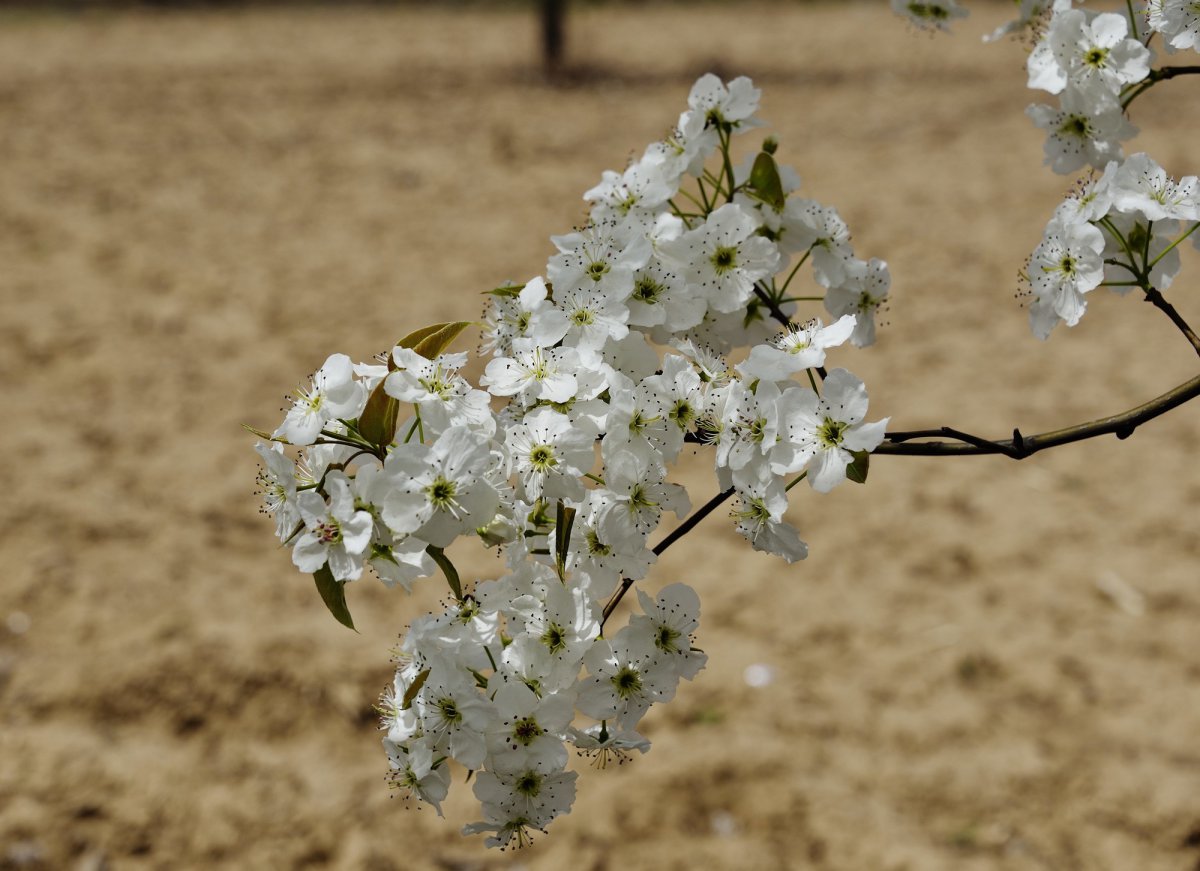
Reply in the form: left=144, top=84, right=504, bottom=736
left=847, top=450, right=870, bottom=484
left=426, top=545, right=463, bottom=600
left=554, top=500, right=576, bottom=579
left=358, top=380, right=400, bottom=449
left=384, top=323, right=468, bottom=371
left=402, top=668, right=430, bottom=709
left=748, top=151, right=786, bottom=211
left=485, top=283, right=525, bottom=298
left=243, top=423, right=287, bottom=443
left=390, top=320, right=474, bottom=369
left=410, top=321, right=473, bottom=361
left=396, top=322, right=449, bottom=351
left=313, top=565, right=356, bottom=631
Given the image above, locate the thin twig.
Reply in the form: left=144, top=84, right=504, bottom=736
left=1144, top=287, right=1200, bottom=357
left=753, top=283, right=796, bottom=331
left=651, top=488, right=736, bottom=558
left=600, top=486, right=736, bottom=627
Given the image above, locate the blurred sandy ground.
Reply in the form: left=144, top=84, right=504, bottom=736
left=1, top=2, right=1199, bottom=869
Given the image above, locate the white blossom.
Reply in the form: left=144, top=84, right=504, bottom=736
left=730, top=463, right=809, bottom=563
left=659, top=203, right=781, bottom=314
left=1027, top=10, right=1150, bottom=107
left=290, top=472, right=374, bottom=580
left=1028, top=213, right=1107, bottom=337
left=254, top=441, right=301, bottom=542
left=824, top=258, right=891, bottom=348
left=506, top=407, right=594, bottom=501
left=626, top=583, right=708, bottom=680
left=642, top=109, right=718, bottom=183
left=274, top=353, right=365, bottom=446
left=384, top=738, right=450, bottom=815
left=577, top=634, right=676, bottom=729
left=737, top=315, right=856, bottom=382
left=687, top=73, right=761, bottom=128
left=1026, top=95, right=1137, bottom=175
left=773, top=369, right=889, bottom=493
left=1111, top=152, right=1200, bottom=222
left=780, top=198, right=854, bottom=286
left=380, top=427, right=500, bottom=548
left=1147, top=0, right=1200, bottom=51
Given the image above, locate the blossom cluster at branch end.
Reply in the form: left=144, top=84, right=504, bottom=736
left=1025, top=153, right=1199, bottom=337
left=890, top=1, right=1200, bottom=339
left=252, top=72, right=893, bottom=846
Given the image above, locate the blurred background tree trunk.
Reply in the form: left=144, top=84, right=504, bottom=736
left=541, top=0, right=565, bottom=75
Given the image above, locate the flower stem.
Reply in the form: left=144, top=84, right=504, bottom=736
left=718, top=125, right=737, bottom=204
left=1148, top=222, right=1200, bottom=270
left=779, top=249, right=812, bottom=294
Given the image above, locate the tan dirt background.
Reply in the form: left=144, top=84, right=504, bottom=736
left=2, top=2, right=1200, bottom=869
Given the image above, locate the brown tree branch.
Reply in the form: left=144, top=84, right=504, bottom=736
left=877, top=373, right=1200, bottom=457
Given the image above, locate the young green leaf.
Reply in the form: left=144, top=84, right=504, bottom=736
left=358, top=380, right=400, bottom=449
left=485, top=283, right=525, bottom=298
left=410, top=321, right=473, bottom=361
left=847, top=450, right=870, bottom=484
left=396, top=322, right=451, bottom=351
left=749, top=151, right=786, bottom=211
left=554, top=500, right=577, bottom=580
left=242, top=423, right=287, bottom=443
left=387, top=322, right=457, bottom=371
left=426, top=545, right=463, bottom=600
left=402, top=668, right=430, bottom=710
left=313, top=564, right=356, bottom=631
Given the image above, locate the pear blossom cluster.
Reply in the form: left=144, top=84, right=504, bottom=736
left=894, top=2, right=1200, bottom=174
left=1025, top=152, right=1200, bottom=336
left=994, top=2, right=1200, bottom=336
left=896, top=0, right=1200, bottom=53
left=889, top=1, right=1200, bottom=338
left=1025, top=6, right=1150, bottom=173
left=254, top=74, right=892, bottom=847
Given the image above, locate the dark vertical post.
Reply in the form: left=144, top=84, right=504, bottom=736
left=541, top=0, right=566, bottom=75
